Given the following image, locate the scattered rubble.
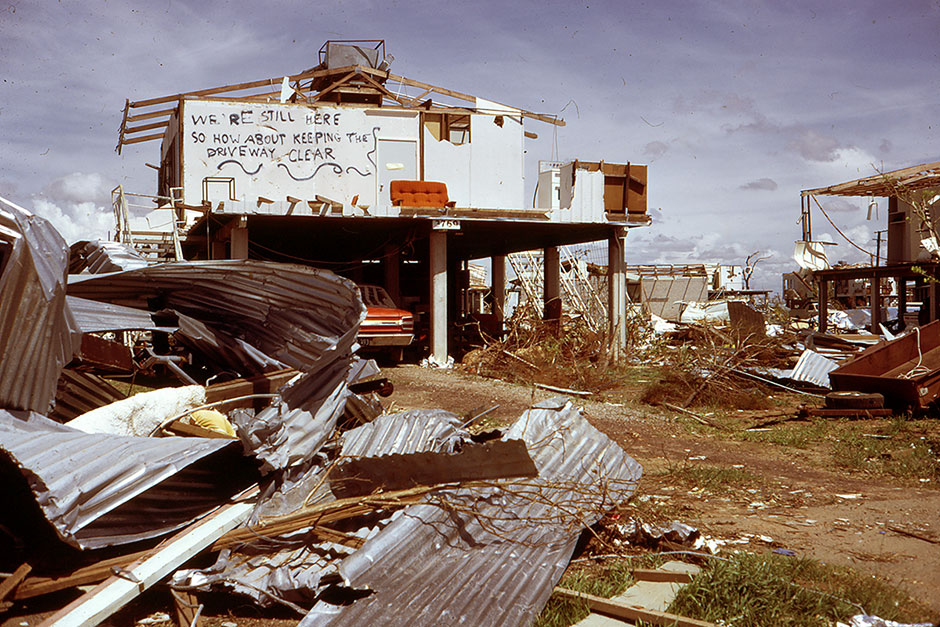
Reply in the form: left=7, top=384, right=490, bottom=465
left=0, top=198, right=646, bottom=625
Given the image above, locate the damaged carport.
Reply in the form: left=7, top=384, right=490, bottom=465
left=0, top=195, right=648, bottom=625
left=184, top=209, right=640, bottom=364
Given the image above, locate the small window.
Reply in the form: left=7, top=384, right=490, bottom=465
left=424, top=113, right=471, bottom=145
left=446, top=114, right=471, bottom=144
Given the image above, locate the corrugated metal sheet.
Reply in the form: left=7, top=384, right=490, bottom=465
left=66, top=295, right=159, bottom=333
left=175, top=311, right=286, bottom=375
left=0, top=197, right=80, bottom=413
left=0, top=410, right=259, bottom=549
left=790, top=349, right=838, bottom=388
left=69, top=239, right=149, bottom=274
left=340, top=409, right=467, bottom=458
left=301, top=398, right=643, bottom=626
left=233, top=356, right=352, bottom=473
left=67, top=260, right=366, bottom=374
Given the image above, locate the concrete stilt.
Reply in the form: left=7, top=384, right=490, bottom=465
left=544, top=246, right=561, bottom=326
left=430, top=230, right=448, bottom=364
left=608, top=228, right=626, bottom=361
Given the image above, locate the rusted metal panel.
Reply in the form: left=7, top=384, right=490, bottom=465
left=829, top=320, right=940, bottom=408
left=72, top=333, right=135, bottom=373
left=330, top=439, right=538, bottom=498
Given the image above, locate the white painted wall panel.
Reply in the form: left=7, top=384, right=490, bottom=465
left=178, top=100, right=418, bottom=209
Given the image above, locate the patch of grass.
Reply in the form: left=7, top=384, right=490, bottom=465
left=670, top=552, right=934, bottom=626
left=829, top=422, right=940, bottom=484
left=738, top=421, right=830, bottom=449
left=655, top=462, right=764, bottom=495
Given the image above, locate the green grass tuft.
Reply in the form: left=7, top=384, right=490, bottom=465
left=669, top=552, right=933, bottom=626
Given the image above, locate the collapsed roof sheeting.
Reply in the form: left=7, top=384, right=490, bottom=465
left=339, top=409, right=468, bottom=458
left=0, top=197, right=80, bottom=413
left=68, top=239, right=149, bottom=275
left=67, top=260, right=366, bottom=374
left=175, top=311, right=286, bottom=376
left=302, top=398, right=643, bottom=626
left=66, top=295, right=160, bottom=333
left=0, top=410, right=259, bottom=550
left=233, top=356, right=351, bottom=473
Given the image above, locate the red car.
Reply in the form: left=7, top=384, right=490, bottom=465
left=357, top=285, right=414, bottom=364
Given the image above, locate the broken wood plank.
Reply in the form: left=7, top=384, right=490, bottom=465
left=629, top=568, right=695, bottom=583
left=40, top=493, right=256, bottom=627
left=171, top=588, right=202, bottom=627
left=534, top=382, right=591, bottom=398
left=330, top=439, right=538, bottom=498
left=163, top=419, right=237, bottom=439
left=0, top=563, right=32, bottom=603
left=554, top=587, right=716, bottom=627
left=886, top=525, right=940, bottom=545
left=661, top=402, right=724, bottom=429
left=17, top=485, right=439, bottom=600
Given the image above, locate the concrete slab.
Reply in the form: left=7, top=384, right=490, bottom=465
left=611, top=561, right=701, bottom=613
left=571, top=561, right=703, bottom=625
left=573, top=611, right=631, bottom=626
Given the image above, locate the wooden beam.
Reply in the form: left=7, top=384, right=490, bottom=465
left=0, top=563, right=32, bottom=603
left=553, top=587, right=716, bottom=627
left=41, top=496, right=256, bottom=627
left=123, top=119, right=170, bottom=134
left=121, top=132, right=166, bottom=146
left=630, top=569, right=695, bottom=583
left=125, top=107, right=176, bottom=123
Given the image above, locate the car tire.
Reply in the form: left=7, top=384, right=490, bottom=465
left=825, top=391, right=885, bottom=409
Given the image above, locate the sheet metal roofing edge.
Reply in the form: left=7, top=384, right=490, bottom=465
left=0, top=197, right=79, bottom=413
left=66, top=295, right=159, bottom=333
left=302, top=398, right=643, bottom=626
left=0, top=410, right=251, bottom=549
left=67, top=260, right=367, bottom=374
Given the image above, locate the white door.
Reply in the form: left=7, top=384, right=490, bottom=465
left=378, top=140, right=418, bottom=207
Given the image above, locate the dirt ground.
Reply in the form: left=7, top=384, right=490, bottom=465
left=384, top=364, right=940, bottom=617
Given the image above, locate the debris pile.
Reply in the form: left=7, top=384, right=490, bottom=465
left=0, top=196, right=644, bottom=625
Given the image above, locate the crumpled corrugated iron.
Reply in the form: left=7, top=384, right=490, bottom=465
left=0, top=197, right=80, bottom=413
left=67, top=260, right=366, bottom=374
left=299, top=398, right=642, bottom=625
left=0, top=409, right=259, bottom=550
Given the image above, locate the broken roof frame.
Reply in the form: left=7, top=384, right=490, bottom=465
left=117, top=63, right=565, bottom=152
left=801, top=160, right=940, bottom=198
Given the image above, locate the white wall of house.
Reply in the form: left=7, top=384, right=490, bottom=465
left=172, top=98, right=527, bottom=212
left=468, top=98, right=524, bottom=209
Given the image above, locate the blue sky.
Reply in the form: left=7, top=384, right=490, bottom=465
left=2, top=0, right=939, bottom=290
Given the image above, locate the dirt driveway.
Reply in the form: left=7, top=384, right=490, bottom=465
left=385, top=365, right=940, bottom=615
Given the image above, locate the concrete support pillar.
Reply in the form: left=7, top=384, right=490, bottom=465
left=543, top=246, right=562, bottom=325
left=430, top=230, right=448, bottom=364
left=492, top=254, right=506, bottom=329
left=230, top=222, right=249, bottom=260
left=608, top=229, right=626, bottom=361
left=384, top=245, right=401, bottom=306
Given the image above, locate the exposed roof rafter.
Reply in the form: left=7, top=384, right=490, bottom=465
left=801, top=160, right=940, bottom=198
left=116, top=64, right=565, bottom=152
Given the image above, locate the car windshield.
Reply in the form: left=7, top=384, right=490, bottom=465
left=359, top=285, right=397, bottom=309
